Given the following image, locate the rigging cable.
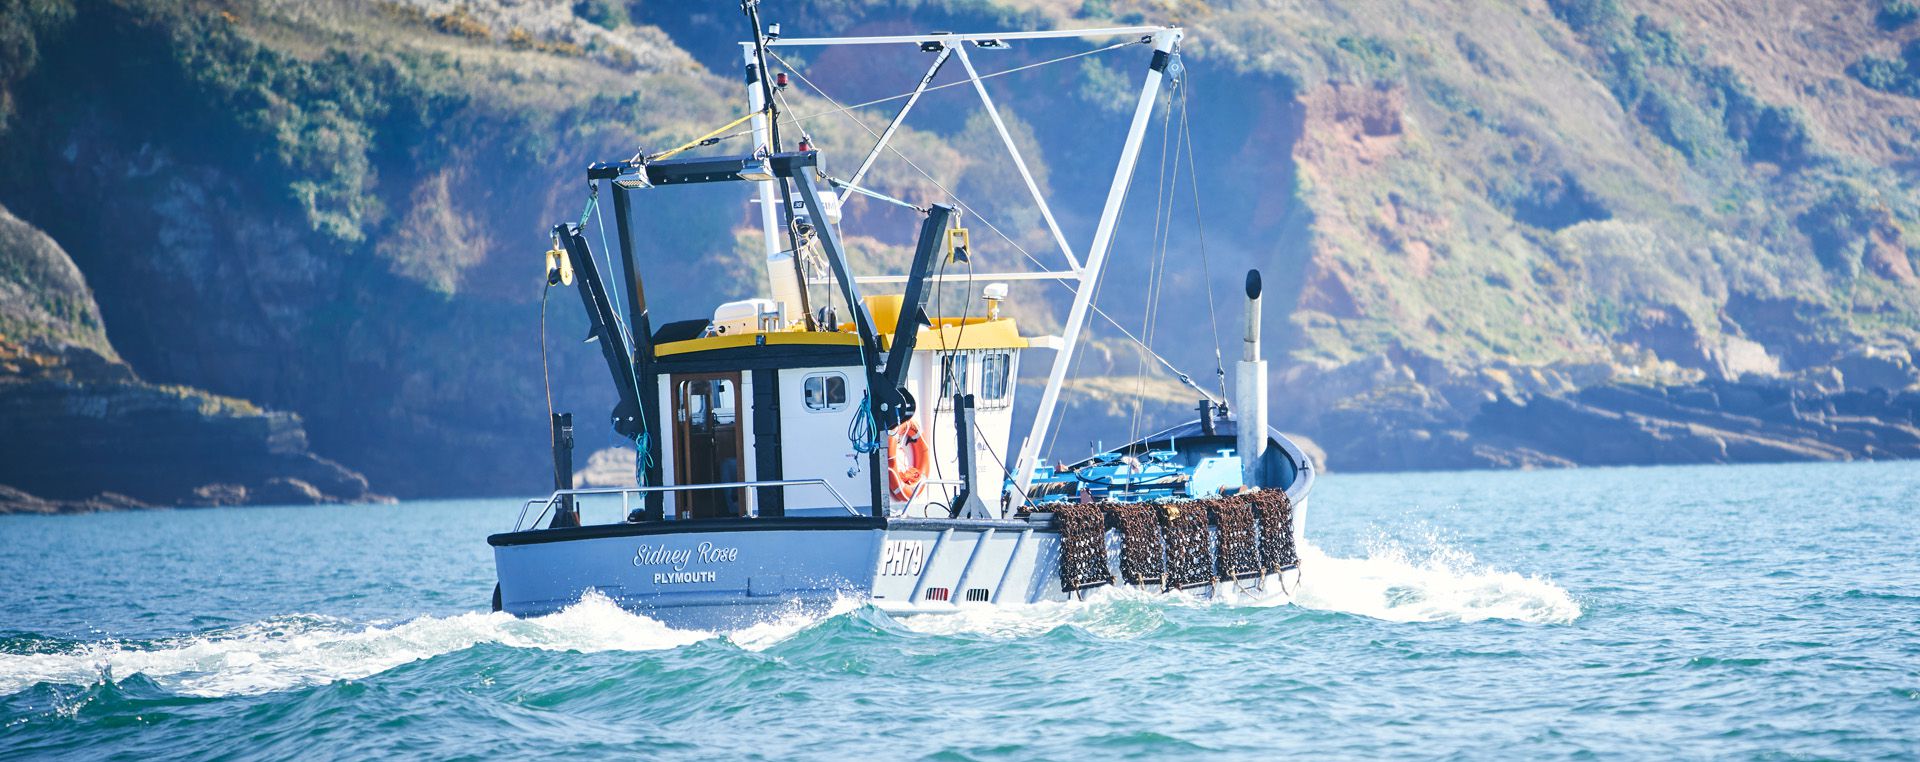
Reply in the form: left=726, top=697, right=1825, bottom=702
left=648, top=108, right=767, bottom=162
left=572, top=186, right=656, bottom=477
left=540, top=281, right=555, bottom=455
left=771, top=41, right=1191, bottom=377
left=742, top=0, right=816, bottom=331
left=767, top=42, right=1223, bottom=465
left=768, top=49, right=1058, bottom=283
left=925, top=228, right=978, bottom=508
left=1179, top=79, right=1230, bottom=404
left=1130, top=71, right=1181, bottom=447
left=767, top=46, right=1206, bottom=398
left=578, top=186, right=654, bottom=483
left=699, top=40, right=1145, bottom=150
left=585, top=183, right=630, bottom=346
left=1042, top=61, right=1172, bottom=464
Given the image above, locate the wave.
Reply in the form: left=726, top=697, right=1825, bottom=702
left=1, top=537, right=1578, bottom=700
left=1290, top=538, right=1583, bottom=624
left=896, top=536, right=1580, bottom=638
left=0, top=593, right=710, bottom=699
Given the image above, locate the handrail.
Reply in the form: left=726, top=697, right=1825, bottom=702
left=513, top=479, right=862, bottom=531
left=891, top=478, right=965, bottom=517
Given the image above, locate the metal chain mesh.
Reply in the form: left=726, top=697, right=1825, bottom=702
left=1111, top=504, right=1166, bottom=587
left=1161, top=503, right=1215, bottom=590
left=1051, top=491, right=1299, bottom=594
left=1054, top=503, right=1114, bottom=592
left=1211, top=497, right=1262, bottom=582
left=1252, top=489, right=1298, bottom=572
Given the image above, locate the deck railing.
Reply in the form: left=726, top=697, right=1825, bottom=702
left=513, top=479, right=862, bottom=531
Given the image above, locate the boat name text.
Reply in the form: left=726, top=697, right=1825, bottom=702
left=632, top=541, right=740, bottom=573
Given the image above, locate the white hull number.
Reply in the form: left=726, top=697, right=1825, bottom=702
left=879, top=540, right=926, bottom=577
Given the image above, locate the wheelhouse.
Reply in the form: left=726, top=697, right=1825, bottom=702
left=645, top=299, right=1034, bottom=520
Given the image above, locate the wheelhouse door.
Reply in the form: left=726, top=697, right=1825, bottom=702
left=672, top=373, right=746, bottom=519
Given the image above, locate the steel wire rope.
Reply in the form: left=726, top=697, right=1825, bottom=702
left=1038, top=78, right=1173, bottom=465
left=698, top=40, right=1144, bottom=149
left=1140, top=95, right=1182, bottom=442
left=767, top=47, right=1204, bottom=396
left=540, top=282, right=556, bottom=450
left=587, top=185, right=632, bottom=348
left=578, top=186, right=654, bottom=481
left=771, top=92, right=833, bottom=328
left=1129, top=81, right=1180, bottom=448
left=972, top=418, right=1031, bottom=510
left=1178, top=81, right=1230, bottom=404
left=774, top=46, right=1105, bottom=484
left=767, top=43, right=1219, bottom=475
left=925, top=234, right=979, bottom=514
left=767, top=49, right=1060, bottom=282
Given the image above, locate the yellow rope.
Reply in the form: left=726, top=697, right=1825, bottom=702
left=649, top=108, right=768, bottom=162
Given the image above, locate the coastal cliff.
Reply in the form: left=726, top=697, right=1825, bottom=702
left=0, top=202, right=381, bottom=512
left=2, top=0, right=1918, bottom=505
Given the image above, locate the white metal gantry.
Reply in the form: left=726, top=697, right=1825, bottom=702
left=738, top=24, right=1185, bottom=509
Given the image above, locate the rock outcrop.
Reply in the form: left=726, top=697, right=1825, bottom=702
left=2, top=0, right=1920, bottom=495
left=0, top=204, right=381, bottom=513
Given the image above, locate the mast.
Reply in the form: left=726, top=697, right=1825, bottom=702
left=741, top=1, right=815, bottom=329
left=1009, top=27, right=1182, bottom=505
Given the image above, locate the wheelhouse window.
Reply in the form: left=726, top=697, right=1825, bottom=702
left=979, top=353, right=1011, bottom=408
left=936, top=350, right=1013, bottom=410
left=803, top=372, right=848, bottom=412
left=680, top=378, right=736, bottom=425
left=939, top=353, right=969, bottom=401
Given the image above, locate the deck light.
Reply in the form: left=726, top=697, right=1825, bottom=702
left=736, top=160, right=776, bottom=182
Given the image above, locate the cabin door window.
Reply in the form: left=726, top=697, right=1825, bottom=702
left=672, top=373, right=745, bottom=519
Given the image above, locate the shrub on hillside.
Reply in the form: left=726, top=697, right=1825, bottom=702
left=1878, top=0, right=1920, bottom=30
left=573, top=0, right=627, bottom=30
left=1548, top=0, right=1625, bottom=35
left=1847, top=55, right=1920, bottom=97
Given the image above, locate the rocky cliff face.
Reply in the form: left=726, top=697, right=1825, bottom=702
left=0, top=202, right=380, bottom=512
left=1, top=0, right=1917, bottom=501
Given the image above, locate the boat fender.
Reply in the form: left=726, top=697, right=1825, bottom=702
left=886, top=419, right=931, bottom=501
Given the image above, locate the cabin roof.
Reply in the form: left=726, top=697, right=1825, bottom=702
left=654, top=316, right=1030, bottom=359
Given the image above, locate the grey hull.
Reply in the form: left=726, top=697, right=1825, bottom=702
left=491, top=500, right=1310, bottom=632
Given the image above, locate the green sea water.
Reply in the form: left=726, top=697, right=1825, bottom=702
left=3, top=461, right=1918, bottom=759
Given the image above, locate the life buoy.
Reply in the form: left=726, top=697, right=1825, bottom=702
left=887, top=419, right=931, bottom=501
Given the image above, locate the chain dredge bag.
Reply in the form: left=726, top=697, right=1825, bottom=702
left=1112, top=504, right=1167, bottom=587
left=1212, top=496, right=1263, bottom=582
left=1055, top=503, right=1114, bottom=592
left=1252, top=489, right=1298, bottom=572
left=1162, top=503, right=1215, bottom=590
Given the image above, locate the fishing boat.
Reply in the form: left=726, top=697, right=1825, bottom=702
left=489, top=7, right=1315, bottom=631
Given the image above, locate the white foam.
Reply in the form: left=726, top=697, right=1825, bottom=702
left=0, top=592, right=710, bottom=698
left=725, top=594, right=866, bottom=652
left=892, top=585, right=1178, bottom=640
left=1, top=538, right=1580, bottom=699
left=894, top=535, right=1581, bottom=635
left=1291, top=538, right=1583, bottom=624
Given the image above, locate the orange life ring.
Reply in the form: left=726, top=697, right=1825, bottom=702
left=887, top=419, right=931, bottom=501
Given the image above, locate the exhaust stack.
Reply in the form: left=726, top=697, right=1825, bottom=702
left=1237, top=270, right=1268, bottom=489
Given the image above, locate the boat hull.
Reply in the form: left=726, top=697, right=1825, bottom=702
left=491, top=501, right=1309, bottom=631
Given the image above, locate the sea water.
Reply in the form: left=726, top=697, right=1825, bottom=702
left=2, top=461, right=1917, bottom=759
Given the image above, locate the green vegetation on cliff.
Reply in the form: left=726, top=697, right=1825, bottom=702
left=3, top=0, right=1918, bottom=490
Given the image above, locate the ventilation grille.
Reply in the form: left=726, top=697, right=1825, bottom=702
left=965, top=588, right=990, bottom=602
left=925, top=587, right=950, bottom=602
